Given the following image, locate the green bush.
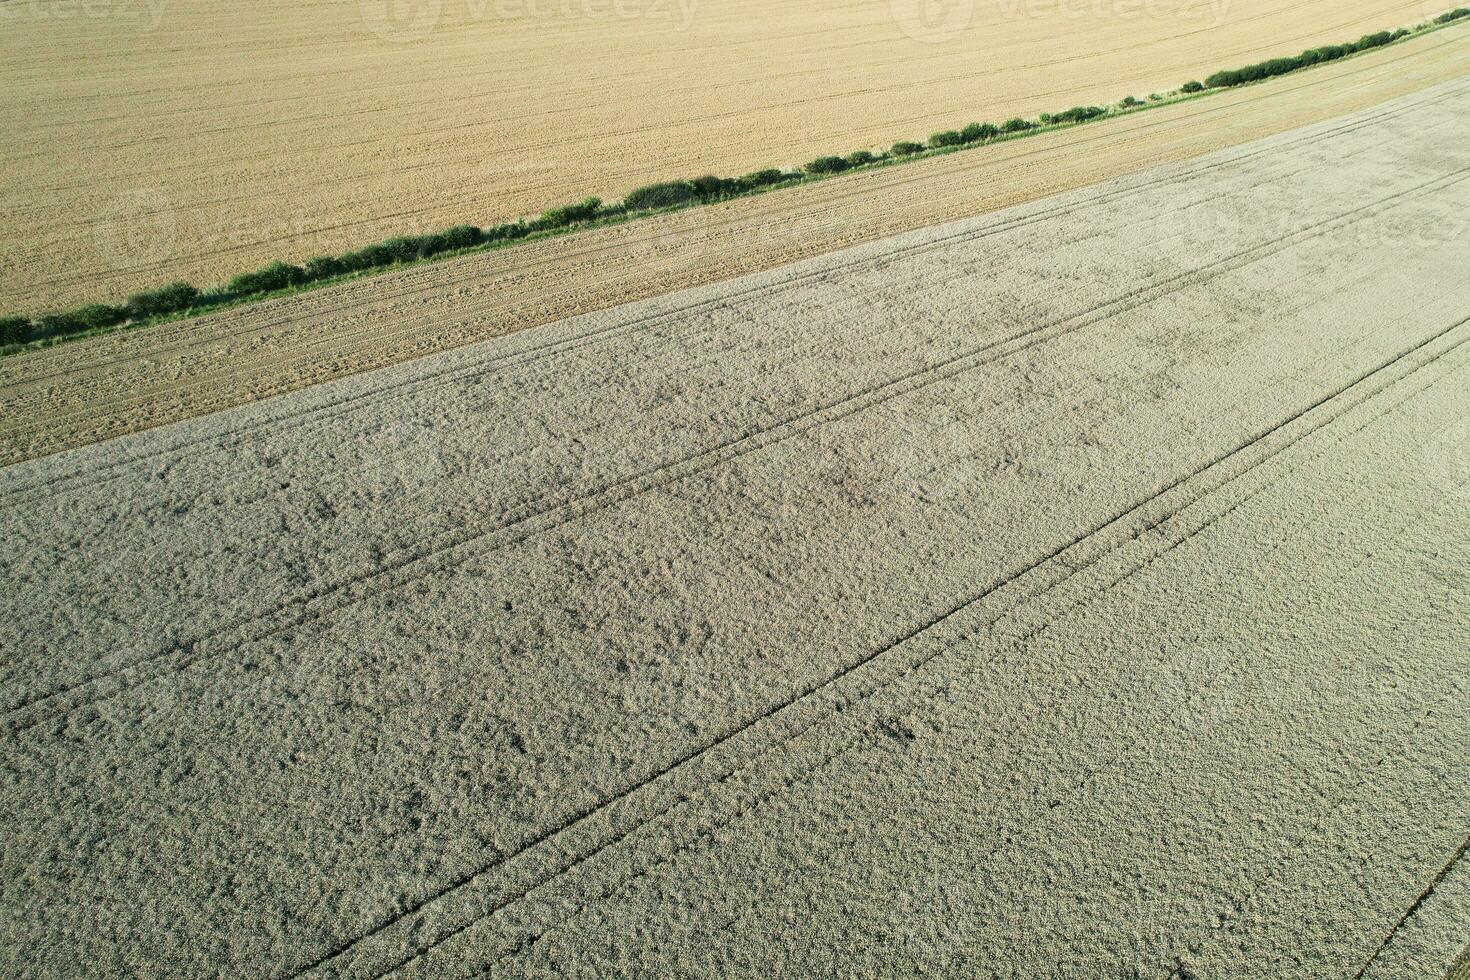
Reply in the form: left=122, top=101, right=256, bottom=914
left=1001, top=117, right=1034, bottom=133
left=690, top=175, right=733, bottom=198
left=890, top=141, right=924, bottom=156
left=387, top=239, right=421, bottom=259
left=537, top=197, right=602, bottom=228
left=1054, top=105, right=1106, bottom=123
left=35, top=313, right=73, bottom=338
left=846, top=150, right=878, bottom=166
left=961, top=122, right=999, bottom=142
left=484, top=221, right=529, bottom=242
left=78, top=304, right=127, bottom=329
left=415, top=233, right=452, bottom=257
left=1435, top=7, right=1468, bottom=22
left=1181, top=80, right=1204, bottom=93
left=1038, top=113, right=1053, bottom=123
left=1204, top=30, right=1400, bottom=89
left=0, top=316, right=31, bottom=345
left=805, top=155, right=850, bottom=174
left=35, top=304, right=127, bottom=338
left=1120, top=95, right=1142, bottom=107
left=125, top=282, right=199, bottom=319
left=304, top=256, right=347, bottom=281
left=228, top=261, right=306, bottom=296
left=928, top=130, right=964, bottom=148
left=441, top=225, right=482, bottom=250
left=338, top=245, right=388, bottom=271
left=736, top=168, right=788, bottom=190
left=624, top=181, right=700, bottom=211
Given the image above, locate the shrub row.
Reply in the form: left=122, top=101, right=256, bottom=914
left=1, top=281, right=204, bottom=345
left=1204, top=30, right=1405, bottom=87
left=1435, top=7, right=1469, bottom=22
left=3, top=13, right=1436, bottom=351
left=624, top=169, right=797, bottom=209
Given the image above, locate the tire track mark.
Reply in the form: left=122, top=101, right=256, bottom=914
left=451, top=330, right=1470, bottom=978
left=1352, top=834, right=1470, bottom=978
left=287, top=316, right=1470, bottom=979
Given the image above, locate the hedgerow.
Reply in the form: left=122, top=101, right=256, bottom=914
left=4, top=9, right=1452, bottom=352
left=806, top=155, right=850, bottom=174
left=1204, top=30, right=1398, bottom=87
left=1, top=316, right=30, bottom=345
left=536, top=197, right=603, bottom=229
left=126, top=282, right=199, bottom=319
left=962, top=122, right=999, bottom=142
left=624, top=181, right=699, bottom=210
left=1053, top=105, right=1107, bottom=124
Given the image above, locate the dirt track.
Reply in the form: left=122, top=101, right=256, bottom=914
left=0, top=0, right=1449, bottom=312
left=3, top=22, right=1469, bottom=466
left=2, top=83, right=1467, bottom=977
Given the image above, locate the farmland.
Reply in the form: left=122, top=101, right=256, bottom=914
left=0, top=0, right=1447, bottom=314
left=2, top=83, right=1467, bottom=976
left=3, top=21, right=1468, bottom=465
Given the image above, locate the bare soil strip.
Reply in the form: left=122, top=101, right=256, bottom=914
left=0, top=0, right=1446, bottom=312
left=2, top=83, right=1467, bottom=977
left=2, top=23, right=1468, bottom=466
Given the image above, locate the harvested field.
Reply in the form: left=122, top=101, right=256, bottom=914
left=0, top=0, right=1450, bottom=313
left=3, top=85, right=1468, bottom=976
left=4, top=22, right=1469, bottom=465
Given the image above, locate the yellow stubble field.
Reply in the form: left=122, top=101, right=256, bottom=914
left=0, top=0, right=1440, bottom=313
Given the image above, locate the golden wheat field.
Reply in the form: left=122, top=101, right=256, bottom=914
left=0, top=0, right=1441, bottom=313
